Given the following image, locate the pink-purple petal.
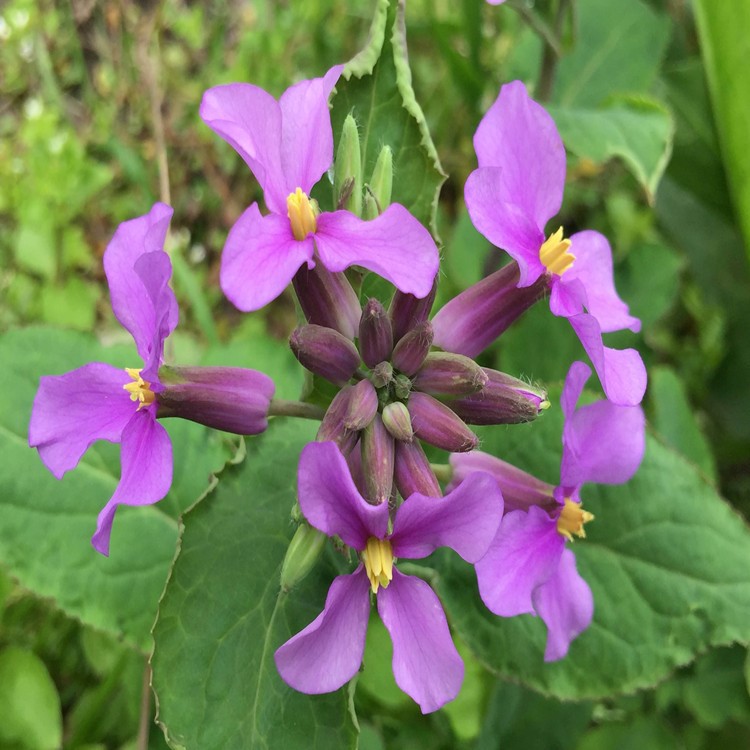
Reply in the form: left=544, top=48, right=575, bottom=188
left=464, top=168, right=545, bottom=287
left=297, top=442, right=389, bottom=551
left=91, top=409, right=173, bottom=556
left=473, top=80, right=566, bottom=229
left=199, top=83, right=287, bottom=214
left=562, top=231, right=641, bottom=333
left=103, top=203, right=175, bottom=364
left=532, top=549, right=593, bottom=661
left=274, top=568, right=371, bottom=694
left=219, top=203, right=315, bottom=312
left=475, top=507, right=564, bottom=617
left=314, top=205, right=439, bottom=299
left=391, top=472, right=503, bottom=563
left=560, top=361, right=592, bottom=421
left=549, top=276, right=587, bottom=319
left=377, top=570, right=464, bottom=714
left=28, top=362, right=135, bottom=479
left=567, top=314, right=647, bottom=406
left=279, top=65, right=343, bottom=195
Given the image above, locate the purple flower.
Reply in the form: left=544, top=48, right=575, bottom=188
left=438, top=81, right=646, bottom=406
left=274, top=441, right=504, bottom=713
left=451, top=361, right=645, bottom=660
left=200, top=67, right=440, bottom=312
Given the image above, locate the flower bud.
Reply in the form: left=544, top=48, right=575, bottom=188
left=412, top=352, right=488, bottom=397
left=156, top=366, right=274, bottom=435
left=292, top=263, right=361, bottom=340
left=280, top=523, right=327, bottom=592
left=391, top=321, right=433, bottom=376
left=449, top=369, right=549, bottom=425
left=449, top=451, right=556, bottom=513
left=382, top=401, right=414, bottom=442
left=361, top=414, right=395, bottom=504
left=334, top=114, right=363, bottom=215
left=358, top=298, right=394, bottom=367
left=290, top=324, right=360, bottom=386
left=407, top=392, right=477, bottom=453
left=363, top=145, right=393, bottom=220
left=393, top=373, right=412, bottom=400
left=371, top=361, right=394, bottom=389
left=317, top=381, right=377, bottom=452
left=389, top=280, right=437, bottom=343
left=394, top=440, right=442, bottom=498
left=431, top=262, right=548, bottom=358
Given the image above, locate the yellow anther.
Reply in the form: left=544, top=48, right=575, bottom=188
left=362, top=537, right=394, bottom=594
left=123, top=368, right=156, bottom=410
left=539, top=227, right=575, bottom=276
left=557, top=498, right=594, bottom=541
left=287, top=188, right=318, bottom=241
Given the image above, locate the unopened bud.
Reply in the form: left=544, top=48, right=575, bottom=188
left=359, top=298, right=394, bottom=367
left=393, top=373, right=412, bottom=400
left=389, top=280, right=438, bottom=343
left=392, top=321, right=433, bottom=376
left=361, top=414, right=395, bottom=504
left=371, top=361, right=394, bottom=388
left=407, top=392, right=478, bottom=453
left=450, top=369, right=549, bottom=425
left=280, top=523, right=327, bottom=592
left=363, top=145, right=393, bottom=220
left=317, top=381, right=377, bottom=452
left=292, top=264, right=361, bottom=340
left=394, top=440, right=442, bottom=498
left=334, top=114, right=363, bottom=215
left=156, top=366, right=274, bottom=435
left=382, top=401, right=414, bottom=442
left=290, top=324, right=360, bottom=386
left=412, top=352, right=488, bottom=397
left=343, top=379, right=379, bottom=430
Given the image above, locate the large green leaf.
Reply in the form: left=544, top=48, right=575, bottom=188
left=433, top=403, right=750, bottom=700
left=0, top=327, right=234, bottom=650
left=151, top=421, right=358, bottom=750
left=328, top=0, right=446, bottom=236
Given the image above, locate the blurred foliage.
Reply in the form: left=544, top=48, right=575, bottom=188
left=1, top=0, right=750, bottom=747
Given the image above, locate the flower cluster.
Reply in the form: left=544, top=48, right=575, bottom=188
left=29, top=64, right=646, bottom=712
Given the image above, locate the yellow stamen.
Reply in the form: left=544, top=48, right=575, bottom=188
left=557, top=498, right=594, bottom=541
left=362, top=537, right=394, bottom=594
left=287, top=188, right=318, bottom=241
left=539, top=227, right=575, bottom=276
left=123, top=368, right=156, bottom=410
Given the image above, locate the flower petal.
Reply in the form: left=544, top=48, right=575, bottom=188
left=473, top=80, right=566, bottom=229
left=29, top=362, right=135, bottom=479
left=103, top=203, right=177, bottom=368
left=560, top=361, right=592, bottom=421
left=91, top=410, right=173, bottom=556
left=562, top=231, right=641, bottom=333
left=475, top=507, right=564, bottom=617
left=567, top=314, right=647, bottom=406
left=391, top=472, right=503, bottom=562
left=199, top=83, right=287, bottom=214
left=298, top=442, right=389, bottom=551
left=314, top=205, right=439, bottom=298
left=377, top=570, right=464, bottom=714
left=275, top=569, right=371, bottom=693
left=464, top=168, right=545, bottom=287
left=219, top=203, right=315, bottom=312
left=532, top=549, right=593, bottom=661
left=279, top=65, right=344, bottom=195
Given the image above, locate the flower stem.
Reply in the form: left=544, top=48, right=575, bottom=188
left=268, top=399, right=326, bottom=421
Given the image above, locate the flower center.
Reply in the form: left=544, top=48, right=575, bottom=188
left=362, top=537, right=394, bottom=594
left=123, top=368, right=155, bottom=410
left=556, top=498, right=594, bottom=541
left=287, top=188, right=318, bottom=241
left=539, top=227, right=575, bottom=276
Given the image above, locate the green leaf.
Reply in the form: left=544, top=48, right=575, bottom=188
left=0, top=647, right=62, bottom=750
left=0, top=327, right=233, bottom=650
left=554, top=0, right=670, bottom=107
left=549, top=98, right=674, bottom=202
left=694, top=0, right=750, bottom=261
left=151, top=421, right=358, bottom=750
left=329, top=0, right=446, bottom=236
left=41, top=277, right=100, bottom=331
left=434, top=404, right=750, bottom=700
